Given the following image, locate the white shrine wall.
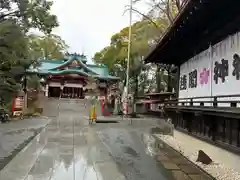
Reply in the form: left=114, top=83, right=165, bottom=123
left=179, top=31, right=240, bottom=107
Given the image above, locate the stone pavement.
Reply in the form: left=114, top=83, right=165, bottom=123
left=0, top=98, right=214, bottom=180
left=0, top=117, right=50, bottom=171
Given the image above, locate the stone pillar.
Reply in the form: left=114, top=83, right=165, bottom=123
left=45, top=84, right=49, bottom=97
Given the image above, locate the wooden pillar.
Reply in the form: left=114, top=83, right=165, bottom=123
left=167, top=67, right=171, bottom=92
left=156, top=64, right=161, bottom=92
left=203, top=119, right=206, bottom=136
left=60, top=81, right=64, bottom=98
left=211, top=116, right=217, bottom=141
left=176, top=65, right=180, bottom=98
left=237, top=120, right=240, bottom=147
left=77, top=88, right=80, bottom=98
left=180, top=113, right=183, bottom=128
left=223, top=119, right=226, bottom=142
left=65, top=87, right=67, bottom=97
left=229, top=119, right=233, bottom=144
left=45, top=84, right=49, bottom=97
left=200, top=118, right=203, bottom=135
left=80, top=88, right=82, bottom=98
left=188, top=117, right=192, bottom=133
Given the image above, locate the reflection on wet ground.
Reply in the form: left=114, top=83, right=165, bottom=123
left=0, top=99, right=213, bottom=180
left=0, top=122, right=46, bottom=171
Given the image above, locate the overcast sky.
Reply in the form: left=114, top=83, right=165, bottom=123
left=51, top=0, right=148, bottom=63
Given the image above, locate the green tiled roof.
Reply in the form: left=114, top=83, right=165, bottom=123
left=38, top=61, right=64, bottom=70
left=27, top=54, right=119, bottom=81
left=87, top=64, right=109, bottom=77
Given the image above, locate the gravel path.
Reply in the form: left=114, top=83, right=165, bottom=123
left=154, top=131, right=240, bottom=180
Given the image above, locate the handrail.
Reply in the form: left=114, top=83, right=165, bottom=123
left=137, top=94, right=240, bottom=113
left=140, top=94, right=240, bottom=110
left=175, top=94, right=240, bottom=101
left=164, top=100, right=240, bottom=104
left=162, top=94, right=240, bottom=108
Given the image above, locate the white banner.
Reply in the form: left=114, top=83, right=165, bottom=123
left=85, top=82, right=97, bottom=89
left=48, top=82, right=61, bottom=87
left=179, top=30, right=240, bottom=105
left=64, top=83, right=83, bottom=88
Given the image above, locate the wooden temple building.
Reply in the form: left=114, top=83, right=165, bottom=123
left=144, top=1, right=240, bottom=153
left=27, top=53, right=119, bottom=99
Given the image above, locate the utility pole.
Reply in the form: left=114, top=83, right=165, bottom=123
left=125, top=0, right=133, bottom=124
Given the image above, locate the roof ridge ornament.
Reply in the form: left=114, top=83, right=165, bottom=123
left=65, top=52, right=87, bottom=62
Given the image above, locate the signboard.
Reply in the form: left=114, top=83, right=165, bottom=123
left=85, top=82, right=97, bottom=90
left=179, top=48, right=211, bottom=99
left=12, top=96, right=24, bottom=116
left=98, top=82, right=107, bottom=88
left=15, top=97, right=24, bottom=108
left=179, top=31, right=240, bottom=104
left=99, top=96, right=105, bottom=101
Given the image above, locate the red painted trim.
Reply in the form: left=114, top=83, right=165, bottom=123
left=48, top=75, right=87, bottom=80
left=12, top=96, right=16, bottom=113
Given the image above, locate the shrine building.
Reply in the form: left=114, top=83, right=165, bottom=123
left=27, top=53, right=119, bottom=99
left=144, top=1, right=240, bottom=152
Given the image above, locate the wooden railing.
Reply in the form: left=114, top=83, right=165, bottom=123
left=164, top=94, right=240, bottom=108
left=136, top=94, right=240, bottom=116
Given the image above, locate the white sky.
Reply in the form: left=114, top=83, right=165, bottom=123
left=51, top=0, right=148, bottom=63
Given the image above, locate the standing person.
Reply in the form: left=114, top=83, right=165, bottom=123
left=101, top=98, right=105, bottom=115
left=84, top=97, right=86, bottom=108
left=114, top=95, right=121, bottom=115
left=113, top=96, right=118, bottom=115
left=84, top=95, right=89, bottom=108
left=110, top=95, right=115, bottom=112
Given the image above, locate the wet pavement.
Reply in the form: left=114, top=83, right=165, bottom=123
left=0, top=117, right=50, bottom=171
left=0, top=99, right=214, bottom=180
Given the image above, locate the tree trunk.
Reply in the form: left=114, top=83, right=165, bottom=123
left=156, top=65, right=161, bottom=92
left=133, top=74, right=138, bottom=114
left=167, top=68, right=171, bottom=92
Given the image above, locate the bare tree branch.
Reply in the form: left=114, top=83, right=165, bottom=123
left=123, top=6, right=160, bottom=28
left=150, top=0, right=173, bottom=23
